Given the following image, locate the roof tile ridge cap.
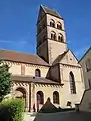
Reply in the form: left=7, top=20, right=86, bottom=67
left=42, top=6, right=62, bottom=19
left=0, top=48, right=37, bottom=56
left=59, top=49, right=69, bottom=56
left=42, top=5, right=57, bottom=14
left=55, top=10, right=63, bottom=19
left=40, top=5, right=47, bottom=13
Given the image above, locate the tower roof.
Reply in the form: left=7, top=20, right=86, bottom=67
left=41, top=5, right=63, bottom=19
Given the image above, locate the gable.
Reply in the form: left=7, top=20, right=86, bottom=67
left=60, top=50, right=81, bottom=67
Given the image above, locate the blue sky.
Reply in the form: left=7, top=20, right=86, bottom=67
left=0, top=0, right=91, bottom=59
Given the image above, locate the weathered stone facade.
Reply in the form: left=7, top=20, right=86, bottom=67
left=0, top=5, right=85, bottom=112
left=79, top=47, right=91, bottom=90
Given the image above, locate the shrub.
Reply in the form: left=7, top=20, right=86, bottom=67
left=0, top=99, right=25, bottom=121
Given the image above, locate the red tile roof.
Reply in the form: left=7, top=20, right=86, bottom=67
left=11, top=75, right=60, bottom=84
left=0, top=49, right=50, bottom=66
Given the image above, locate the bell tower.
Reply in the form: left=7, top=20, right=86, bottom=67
left=37, top=5, right=67, bottom=64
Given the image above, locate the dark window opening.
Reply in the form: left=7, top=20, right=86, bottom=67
left=86, top=59, right=91, bottom=72
left=53, top=91, right=59, bottom=104
left=37, top=91, right=44, bottom=104
left=57, top=24, right=62, bottom=30
left=58, top=35, right=64, bottom=42
left=50, top=20, right=55, bottom=28
left=69, top=71, right=76, bottom=94
left=35, top=69, right=41, bottom=77
left=51, top=33, right=56, bottom=40
left=88, top=79, right=91, bottom=89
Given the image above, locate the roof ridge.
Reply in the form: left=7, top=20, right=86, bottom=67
left=0, top=48, right=36, bottom=56
left=40, top=5, right=47, bottom=13
left=41, top=5, right=62, bottom=19
left=0, top=48, right=50, bottom=66
left=52, top=50, right=69, bottom=65
left=43, top=5, right=59, bottom=14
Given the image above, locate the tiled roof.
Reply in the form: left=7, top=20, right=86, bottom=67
left=11, top=75, right=60, bottom=84
left=0, top=49, right=49, bottom=66
left=41, top=5, right=62, bottom=19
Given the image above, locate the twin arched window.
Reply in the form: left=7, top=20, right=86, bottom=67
left=57, top=22, right=62, bottom=30
left=69, top=71, right=76, bottom=94
left=35, top=69, right=41, bottom=77
left=58, top=34, right=64, bottom=42
left=51, top=32, right=64, bottom=42
left=50, top=20, right=62, bottom=30
left=50, top=19, right=55, bottom=27
left=51, top=31, right=56, bottom=40
left=53, top=91, right=59, bottom=104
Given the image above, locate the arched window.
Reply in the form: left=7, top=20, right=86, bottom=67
left=35, top=69, right=41, bottom=77
left=58, top=34, right=64, bottom=42
left=53, top=91, right=59, bottom=104
left=86, top=59, right=91, bottom=71
left=57, top=22, right=62, bottom=30
left=37, top=91, right=44, bottom=104
left=51, top=31, right=56, bottom=40
left=50, top=19, right=55, bottom=27
left=69, top=71, right=76, bottom=94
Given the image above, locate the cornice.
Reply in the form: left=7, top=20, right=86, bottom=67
left=3, top=60, right=50, bottom=68
left=60, top=63, right=81, bottom=68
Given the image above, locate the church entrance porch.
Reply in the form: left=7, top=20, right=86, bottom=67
left=14, top=87, right=26, bottom=110
left=12, top=77, right=61, bottom=112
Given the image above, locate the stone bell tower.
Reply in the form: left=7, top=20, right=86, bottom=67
left=36, top=5, right=67, bottom=64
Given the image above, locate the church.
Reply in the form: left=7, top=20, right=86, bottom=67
left=0, top=5, right=84, bottom=112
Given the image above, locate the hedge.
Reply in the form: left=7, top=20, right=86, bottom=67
left=0, top=98, right=25, bottom=121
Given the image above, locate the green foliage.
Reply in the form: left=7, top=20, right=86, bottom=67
left=0, top=59, right=12, bottom=101
left=0, top=99, right=25, bottom=121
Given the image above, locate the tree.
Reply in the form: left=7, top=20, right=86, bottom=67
left=0, top=59, right=12, bottom=102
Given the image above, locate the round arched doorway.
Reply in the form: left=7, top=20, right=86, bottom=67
left=36, top=91, right=44, bottom=111
left=14, top=87, right=26, bottom=109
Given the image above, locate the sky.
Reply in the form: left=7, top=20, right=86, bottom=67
left=0, top=0, right=91, bottom=60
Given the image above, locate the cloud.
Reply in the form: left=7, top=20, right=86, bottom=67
left=75, top=46, right=89, bottom=59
